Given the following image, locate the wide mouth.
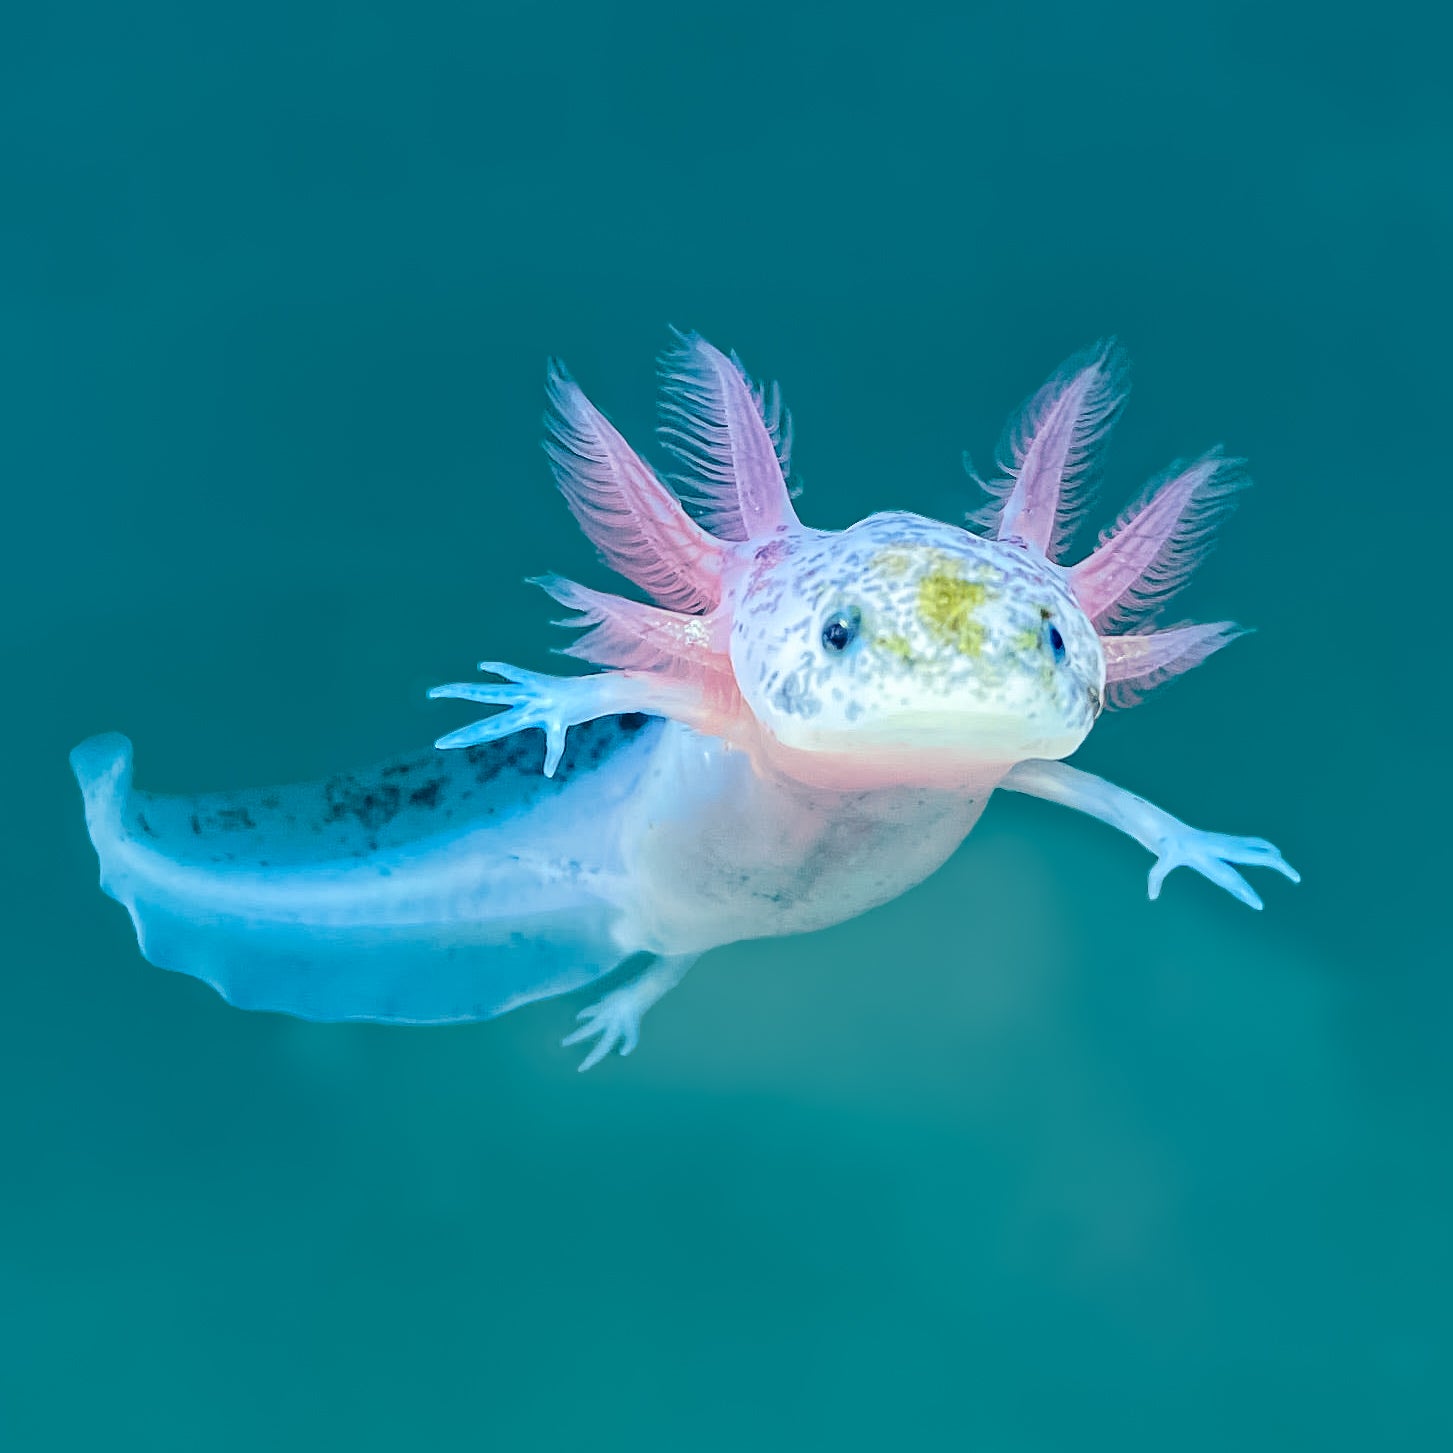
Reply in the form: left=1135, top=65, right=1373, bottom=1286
left=759, top=710, right=1086, bottom=789
left=772, top=708, right=1080, bottom=759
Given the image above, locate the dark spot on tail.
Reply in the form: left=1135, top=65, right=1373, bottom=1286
left=215, top=806, right=257, bottom=832
left=408, top=778, right=444, bottom=808
left=323, top=775, right=402, bottom=832
left=463, top=737, right=533, bottom=786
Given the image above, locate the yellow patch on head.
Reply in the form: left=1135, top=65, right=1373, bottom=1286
left=870, top=548, right=915, bottom=579
left=874, top=631, right=916, bottom=664
left=918, top=568, right=990, bottom=656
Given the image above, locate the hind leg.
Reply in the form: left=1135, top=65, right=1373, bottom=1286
left=562, top=954, right=698, bottom=1071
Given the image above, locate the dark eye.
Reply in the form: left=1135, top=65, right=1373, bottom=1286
left=1046, top=621, right=1066, bottom=663
left=821, top=609, right=860, bottom=653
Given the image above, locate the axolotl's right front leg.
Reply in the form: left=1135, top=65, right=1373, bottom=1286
left=1001, top=759, right=1299, bottom=909
left=429, top=663, right=710, bottom=777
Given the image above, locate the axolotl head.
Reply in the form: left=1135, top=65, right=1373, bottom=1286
left=520, top=334, right=1249, bottom=795
left=728, top=513, right=1104, bottom=787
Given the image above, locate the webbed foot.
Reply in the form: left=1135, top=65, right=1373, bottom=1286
left=428, top=662, right=616, bottom=776
left=1147, top=830, right=1300, bottom=910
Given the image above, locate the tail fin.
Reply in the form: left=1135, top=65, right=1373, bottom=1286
left=69, top=721, right=658, bottom=1024
left=71, top=733, right=142, bottom=933
left=71, top=731, right=133, bottom=838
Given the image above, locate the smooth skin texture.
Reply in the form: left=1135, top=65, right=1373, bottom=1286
left=73, top=333, right=1297, bottom=1068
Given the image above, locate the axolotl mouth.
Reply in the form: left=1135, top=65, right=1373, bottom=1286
left=754, top=708, right=1095, bottom=788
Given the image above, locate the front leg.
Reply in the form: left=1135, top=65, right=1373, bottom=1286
left=1001, top=759, right=1299, bottom=909
left=428, top=664, right=703, bottom=776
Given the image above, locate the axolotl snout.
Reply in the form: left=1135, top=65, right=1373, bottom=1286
left=72, top=333, right=1297, bottom=1068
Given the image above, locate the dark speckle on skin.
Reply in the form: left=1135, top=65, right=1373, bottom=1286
left=166, top=715, right=661, bottom=860
left=464, top=738, right=530, bottom=787
left=323, top=777, right=401, bottom=832
left=773, top=667, right=822, bottom=719
left=136, top=811, right=156, bottom=838
left=408, top=778, right=444, bottom=809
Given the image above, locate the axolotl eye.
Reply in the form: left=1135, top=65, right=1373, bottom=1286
left=1044, top=618, right=1067, bottom=663
left=821, top=607, right=861, bottom=654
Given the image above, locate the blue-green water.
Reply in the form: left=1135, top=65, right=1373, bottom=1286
left=3, top=4, right=1448, bottom=1448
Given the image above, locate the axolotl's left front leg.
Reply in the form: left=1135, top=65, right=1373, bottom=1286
left=1001, top=759, right=1299, bottom=909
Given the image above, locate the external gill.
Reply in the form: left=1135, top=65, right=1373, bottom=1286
left=973, top=343, right=1249, bottom=706
left=433, top=331, right=800, bottom=777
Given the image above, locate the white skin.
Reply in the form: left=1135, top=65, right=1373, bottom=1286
left=429, top=335, right=1297, bottom=1067
left=72, top=335, right=1297, bottom=1070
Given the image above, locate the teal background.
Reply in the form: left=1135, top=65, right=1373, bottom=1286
left=2, top=3, right=1448, bottom=1448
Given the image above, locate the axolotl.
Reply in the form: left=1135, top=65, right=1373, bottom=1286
left=72, top=333, right=1298, bottom=1069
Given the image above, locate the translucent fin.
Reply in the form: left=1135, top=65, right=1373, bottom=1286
left=975, top=342, right=1128, bottom=559
left=70, top=722, right=662, bottom=1024
left=1069, top=451, right=1246, bottom=630
left=1100, top=621, right=1246, bottom=708
left=657, top=330, right=800, bottom=542
left=545, top=362, right=727, bottom=613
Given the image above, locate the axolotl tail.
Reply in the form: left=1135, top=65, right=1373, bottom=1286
left=69, top=716, right=662, bottom=1024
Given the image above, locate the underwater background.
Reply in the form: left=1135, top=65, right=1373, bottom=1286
left=2, top=2, right=1448, bottom=1448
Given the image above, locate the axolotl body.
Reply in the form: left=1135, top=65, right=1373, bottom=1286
left=72, top=334, right=1297, bottom=1068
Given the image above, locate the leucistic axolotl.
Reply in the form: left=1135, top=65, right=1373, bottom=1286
left=71, top=333, right=1298, bottom=1070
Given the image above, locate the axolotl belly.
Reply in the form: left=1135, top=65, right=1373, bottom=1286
left=73, top=333, right=1297, bottom=1069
